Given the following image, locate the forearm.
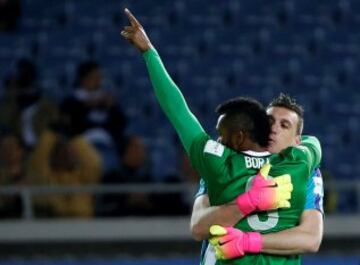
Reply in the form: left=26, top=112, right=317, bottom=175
left=262, top=228, right=314, bottom=254
left=191, top=195, right=243, bottom=241
left=143, top=49, right=204, bottom=153
left=262, top=210, right=323, bottom=255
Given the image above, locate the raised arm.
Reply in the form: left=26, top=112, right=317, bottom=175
left=121, top=9, right=204, bottom=153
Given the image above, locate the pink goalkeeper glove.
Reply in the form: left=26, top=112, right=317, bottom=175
left=236, top=163, right=293, bottom=216
left=209, top=225, right=262, bottom=260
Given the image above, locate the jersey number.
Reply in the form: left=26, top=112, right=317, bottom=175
left=245, top=175, right=279, bottom=231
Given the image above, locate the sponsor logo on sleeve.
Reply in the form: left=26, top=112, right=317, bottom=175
left=204, top=140, right=224, bottom=157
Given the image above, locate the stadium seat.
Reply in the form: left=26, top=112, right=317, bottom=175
left=1, top=0, right=358, bottom=184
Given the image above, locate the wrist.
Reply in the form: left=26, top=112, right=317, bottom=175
left=141, top=43, right=154, bottom=53
left=243, top=232, right=263, bottom=253
left=236, top=192, right=256, bottom=216
left=142, top=46, right=158, bottom=60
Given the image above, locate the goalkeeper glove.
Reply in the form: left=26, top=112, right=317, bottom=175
left=236, top=163, right=293, bottom=216
left=209, top=225, right=262, bottom=260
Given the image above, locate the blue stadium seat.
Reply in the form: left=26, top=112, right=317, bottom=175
left=0, top=0, right=359, bottom=182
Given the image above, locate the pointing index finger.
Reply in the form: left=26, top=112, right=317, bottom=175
left=124, top=8, right=141, bottom=27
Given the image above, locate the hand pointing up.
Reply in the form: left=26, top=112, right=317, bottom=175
left=121, top=8, right=153, bottom=53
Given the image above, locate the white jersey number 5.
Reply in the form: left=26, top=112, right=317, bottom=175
left=246, top=175, right=279, bottom=231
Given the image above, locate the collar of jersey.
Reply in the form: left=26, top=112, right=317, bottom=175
left=241, top=150, right=271, bottom=157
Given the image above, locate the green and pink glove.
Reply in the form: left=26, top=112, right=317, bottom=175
left=209, top=225, right=262, bottom=259
left=236, top=163, right=293, bottom=216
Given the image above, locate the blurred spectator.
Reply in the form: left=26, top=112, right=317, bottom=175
left=150, top=149, right=195, bottom=216
left=0, top=132, right=27, bottom=218
left=0, top=0, right=21, bottom=32
left=97, top=135, right=154, bottom=216
left=151, top=147, right=199, bottom=216
left=28, top=130, right=102, bottom=218
left=0, top=58, right=60, bottom=148
left=61, top=61, right=127, bottom=173
left=97, top=135, right=190, bottom=217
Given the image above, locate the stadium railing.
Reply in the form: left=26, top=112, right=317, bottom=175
left=0, top=181, right=359, bottom=219
left=0, top=183, right=194, bottom=219
left=0, top=182, right=359, bottom=241
left=0, top=182, right=359, bottom=257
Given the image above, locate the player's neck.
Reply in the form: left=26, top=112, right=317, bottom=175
left=241, top=142, right=267, bottom=152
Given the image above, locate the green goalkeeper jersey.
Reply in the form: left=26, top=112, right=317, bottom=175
left=143, top=48, right=321, bottom=265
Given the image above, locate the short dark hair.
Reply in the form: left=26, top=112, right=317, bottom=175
left=75, top=61, right=99, bottom=86
left=268, top=93, right=304, bottom=135
left=216, top=97, right=270, bottom=147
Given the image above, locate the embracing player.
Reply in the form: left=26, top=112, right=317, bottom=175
left=121, top=9, right=322, bottom=265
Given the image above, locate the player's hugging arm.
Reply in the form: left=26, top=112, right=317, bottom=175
left=206, top=168, right=324, bottom=257
left=270, top=135, right=322, bottom=181
left=300, top=135, right=322, bottom=171
left=260, top=169, right=324, bottom=254
left=121, top=8, right=205, bottom=153
left=191, top=165, right=293, bottom=241
left=191, top=193, right=241, bottom=241
left=261, top=209, right=323, bottom=254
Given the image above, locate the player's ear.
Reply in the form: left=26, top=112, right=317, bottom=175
left=295, top=135, right=301, bottom=145
left=231, top=131, right=245, bottom=151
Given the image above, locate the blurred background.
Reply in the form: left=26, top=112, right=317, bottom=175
left=0, top=0, right=359, bottom=264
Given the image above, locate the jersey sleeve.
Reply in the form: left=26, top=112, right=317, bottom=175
left=300, top=135, right=322, bottom=171
left=189, top=133, right=231, bottom=185
left=194, top=178, right=207, bottom=198
left=143, top=48, right=205, bottom=153
left=271, top=136, right=322, bottom=179
left=304, top=168, right=324, bottom=214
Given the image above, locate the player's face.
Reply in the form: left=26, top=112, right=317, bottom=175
left=267, top=106, right=301, bottom=154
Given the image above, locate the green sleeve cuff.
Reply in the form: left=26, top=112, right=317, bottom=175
left=143, top=48, right=158, bottom=60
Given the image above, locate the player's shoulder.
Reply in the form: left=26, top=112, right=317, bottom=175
left=281, top=144, right=312, bottom=160
left=191, top=132, right=233, bottom=157
left=268, top=145, right=311, bottom=170
left=292, top=145, right=310, bottom=155
left=189, top=133, right=234, bottom=168
left=203, top=139, right=226, bottom=157
left=282, top=136, right=321, bottom=153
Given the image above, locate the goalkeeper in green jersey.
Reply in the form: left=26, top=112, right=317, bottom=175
left=192, top=94, right=324, bottom=265
left=121, top=9, right=321, bottom=265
